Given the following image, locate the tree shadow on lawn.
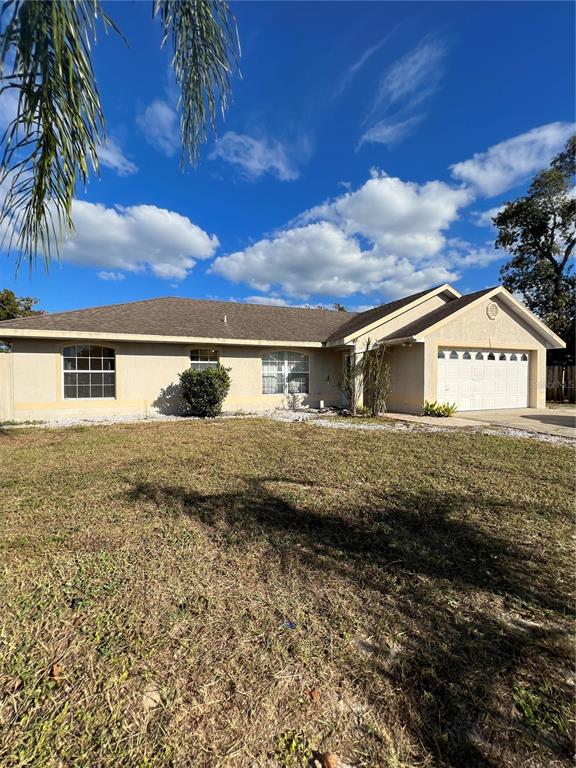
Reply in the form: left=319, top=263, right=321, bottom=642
left=126, top=479, right=574, bottom=767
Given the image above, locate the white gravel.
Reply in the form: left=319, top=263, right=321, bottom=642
left=2, top=408, right=574, bottom=446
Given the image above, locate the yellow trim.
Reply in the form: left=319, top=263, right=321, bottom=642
left=0, top=328, right=324, bottom=348
left=15, top=399, right=147, bottom=411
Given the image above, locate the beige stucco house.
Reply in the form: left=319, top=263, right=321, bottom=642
left=0, top=283, right=565, bottom=422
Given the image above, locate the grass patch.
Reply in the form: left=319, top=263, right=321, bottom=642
left=0, top=419, right=574, bottom=766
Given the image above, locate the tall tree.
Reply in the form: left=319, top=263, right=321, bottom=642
left=494, top=135, right=575, bottom=350
left=0, top=287, right=42, bottom=320
left=0, top=0, right=239, bottom=268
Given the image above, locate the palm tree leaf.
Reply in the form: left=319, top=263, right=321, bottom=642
left=0, top=0, right=116, bottom=269
left=153, top=0, right=240, bottom=167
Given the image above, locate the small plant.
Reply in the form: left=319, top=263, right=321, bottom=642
left=340, top=338, right=391, bottom=416
left=276, top=731, right=314, bottom=768
left=179, top=366, right=231, bottom=418
left=422, top=400, right=458, bottom=417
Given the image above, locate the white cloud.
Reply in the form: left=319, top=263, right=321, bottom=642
left=358, top=115, right=424, bottom=148
left=244, top=295, right=294, bottom=307
left=98, top=138, right=138, bottom=177
left=450, top=122, right=576, bottom=197
left=212, top=172, right=468, bottom=299
left=299, top=171, right=472, bottom=257
left=471, top=206, right=505, bottom=228
left=98, top=270, right=126, bottom=281
left=360, top=37, right=447, bottom=147
left=334, top=32, right=395, bottom=98
left=441, top=239, right=502, bottom=269
left=374, top=38, right=446, bottom=108
left=137, top=99, right=179, bottom=157
left=209, top=132, right=311, bottom=181
left=61, top=201, right=218, bottom=280
left=0, top=87, right=18, bottom=130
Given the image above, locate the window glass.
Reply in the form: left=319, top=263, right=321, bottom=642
left=262, top=351, right=309, bottom=394
left=449, top=351, right=459, bottom=359
left=438, top=350, right=445, bottom=359
left=487, top=352, right=495, bottom=360
left=463, top=351, right=471, bottom=360
left=475, top=352, right=484, bottom=360
left=62, top=345, right=115, bottom=398
left=521, top=353, right=528, bottom=361
left=510, top=353, right=518, bottom=361
left=499, top=353, right=507, bottom=360
left=190, top=349, right=219, bottom=370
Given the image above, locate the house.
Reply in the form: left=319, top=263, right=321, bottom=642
left=0, top=283, right=565, bottom=421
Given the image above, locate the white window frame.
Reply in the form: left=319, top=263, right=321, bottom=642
left=190, top=349, right=220, bottom=371
left=262, top=351, right=310, bottom=395
left=62, top=344, right=116, bottom=400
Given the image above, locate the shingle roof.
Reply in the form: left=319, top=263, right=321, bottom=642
left=382, top=288, right=496, bottom=341
left=0, top=296, right=357, bottom=343
left=325, top=286, right=444, bottom=343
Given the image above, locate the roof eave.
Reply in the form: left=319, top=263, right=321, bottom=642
left=0, top=328, right=325, bottom=347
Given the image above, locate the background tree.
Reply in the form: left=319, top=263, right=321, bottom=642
left=494, top=135, right=575, bottom=357
left=0, top=287, right=42, bottom=320
left=0, top=0, right=239, bottom=268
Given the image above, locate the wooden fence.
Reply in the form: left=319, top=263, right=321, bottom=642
left=546, top=365, right=575, bottom=403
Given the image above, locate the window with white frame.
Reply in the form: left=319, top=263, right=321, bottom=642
left=190, top=349, right=219, bottom=370
left=262, top=351, right=309, bottom=394
left=63, top=345, right=115, bottom=399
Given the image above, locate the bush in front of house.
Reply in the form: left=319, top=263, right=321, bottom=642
left=422, top=400, right=458, bottom=417
left=179, top=366, right=231, bottom=417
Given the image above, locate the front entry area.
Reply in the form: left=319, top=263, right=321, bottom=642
left=437, top=348, right=529, bottom=411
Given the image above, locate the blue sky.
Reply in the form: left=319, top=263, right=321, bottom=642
left=1, top=0, right=574, bottom=313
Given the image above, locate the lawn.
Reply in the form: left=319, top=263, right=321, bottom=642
left=0, top=419, right=574, bottom=767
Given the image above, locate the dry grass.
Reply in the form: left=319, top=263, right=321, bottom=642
left=0, top=419, right=574, bottom=767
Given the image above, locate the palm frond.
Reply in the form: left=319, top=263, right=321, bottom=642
left=153, top=0, right=240, bottom=166
left=0, top=0, right=116, bottom=269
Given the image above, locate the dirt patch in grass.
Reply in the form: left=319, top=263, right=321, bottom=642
left=0, top=419, right=574, bottom=767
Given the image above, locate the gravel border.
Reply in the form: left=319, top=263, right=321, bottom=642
left=1, top=408, right=573, bottom=446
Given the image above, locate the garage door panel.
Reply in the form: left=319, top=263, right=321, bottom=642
left=437, top=349, right=529, bottom=411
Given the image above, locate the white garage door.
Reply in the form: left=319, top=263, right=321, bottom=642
left=437, top=349, right=529, bottom=411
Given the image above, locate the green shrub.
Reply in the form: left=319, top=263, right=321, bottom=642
left=422, top=400, right=458, bottom=417
left=179, top=366, right=231, bottom=417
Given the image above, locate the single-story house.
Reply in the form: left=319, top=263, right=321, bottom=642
left=0, top=283, right=565, bottom=421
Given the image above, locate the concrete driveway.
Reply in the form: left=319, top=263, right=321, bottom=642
left=463, top=407, right=576, bottom=438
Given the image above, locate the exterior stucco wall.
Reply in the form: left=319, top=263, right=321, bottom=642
left=423, top=296, right=549, bottom=407
left=384, top=343, right=425, bottom=414
left=0, top=351, right=14, bottom=421
left=7, top=339, right=344, bottom=420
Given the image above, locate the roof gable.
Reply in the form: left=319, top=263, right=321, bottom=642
left=325, top=284, right=461, bottom=344
left=382, top=286, right=566, bottom=348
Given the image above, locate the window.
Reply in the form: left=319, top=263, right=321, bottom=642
left=487, top=352, right=495, bottom=360
left=499, top=353, right=507, bottom=361
left=463, top=351, right=471, bottom=360
left=449, top=351, right=459, bottom=359
left=190, top=349, right=219, bottom=370
left=438, top=350, right=445, bottom=359
left=475, top=352, right=484, bottom=360
left=63, top=345, right=115, bottom=399
left=262, top=351, right=309, bottom=394
left=510, top=353, right=518, bottom=361
left=521, top=353, right=528, bottom=361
